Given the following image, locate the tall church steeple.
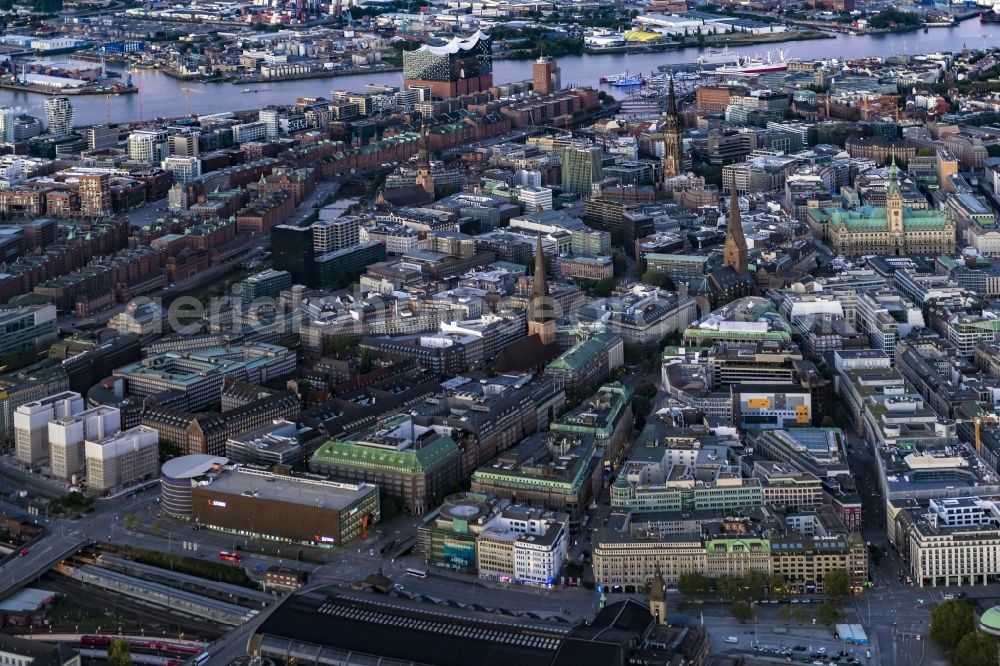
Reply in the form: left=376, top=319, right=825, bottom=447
left=661, top=76, right=683, bottom=187
left=415, top=121, right=435, bottom=198
left=723, top=188, right=749, bottom=274
left=527, top=232, right=556, bottom=345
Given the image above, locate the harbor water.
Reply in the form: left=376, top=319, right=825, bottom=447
left=3, top=19, right=999, bottom=127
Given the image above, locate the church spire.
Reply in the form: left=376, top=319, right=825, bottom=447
left=723, top=188, right=748, bottom=274
left=661, top=75, right=683, bottom=186
left=532, top=231, right=549, bottom=304
left=527, top=231, right=556, bottom=345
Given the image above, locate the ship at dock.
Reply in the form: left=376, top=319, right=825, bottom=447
left=714, top=50, right=790, bottom=76
left=696, top=47, right=742, bottom=69
left=982, top=6, right=1000, bottom=22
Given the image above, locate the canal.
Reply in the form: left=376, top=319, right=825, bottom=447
left=3, top=18, right=999, bottom=127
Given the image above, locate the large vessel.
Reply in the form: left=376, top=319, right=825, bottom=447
left=715, top=51, right=789, bottom=76
left=612, top=72, right=645, bottom=87
left=697, top=47, right=741, bottom=68
left=982, top=6, right=1000, bottom=22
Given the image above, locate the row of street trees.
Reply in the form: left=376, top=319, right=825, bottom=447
left=930, top=600, right=999, bottom=666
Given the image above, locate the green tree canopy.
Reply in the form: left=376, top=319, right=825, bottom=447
left=730, top=600, right=752, bottom=623
left=108, top=639, right=133, bottom=666
left=815, top=601, right=845, bottom=625
left=952, top=631, right=998, bottom=666
left=930, top=600, right=975, bottom=649
left=677, top=572, right=710, bottom=596
left=823, top=568, right=851, bottom=599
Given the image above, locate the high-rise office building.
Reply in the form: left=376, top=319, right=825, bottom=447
left=259, top=109, right=280, bottom=139
left=272, top=224, right=316, bottom=286
left=48, top=405, right=121, bottom=481
left=86, top=126, right=119, bottom=151
left=14, top=391, right=85, bottom=467
left=0, top=107, right=16, bottom=143
left=560, top=145, right=603, bottom=197
left=313, top=217, right=360, bottom=253
left=13, top=115, right=43, bottom=142
left=241, top=268, right=293, bottom=302
left=85, top=425, right=159, bottom=492
left=127, top=129, right=168, bottom=165
left=403, top=30, right=493, bottom=99
left=43, top=96, right=75, bottom=135
left=532, top=56, right=560, bottom=95
left=169, top=132, right=200, bottom=157
left=162, top=155, right=201, bottom=184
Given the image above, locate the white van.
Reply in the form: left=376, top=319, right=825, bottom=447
left=724, top=636, right=738, bottom=644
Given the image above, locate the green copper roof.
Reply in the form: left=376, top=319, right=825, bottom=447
left=312, top=434, right=460, bottom=473
left=823, top=205, right=949, bottom=232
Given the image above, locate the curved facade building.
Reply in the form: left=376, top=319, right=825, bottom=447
left=161, top=454, right=229, bottom=518
left=403, top=30, right=493, bottom=99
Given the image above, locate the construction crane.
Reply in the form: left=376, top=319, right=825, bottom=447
left=956, top=414, right=1000, bottom=456
left=180, top=87, right=201, bottom=117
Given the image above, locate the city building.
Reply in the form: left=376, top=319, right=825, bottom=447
left=560, top=146, right=603, bottom=197
left=417, top=492, right=568, bottom=586
left=310, top=414, right=464, bottom=514
left=897, top=497, right=1000, bottom=588
left=225, top=419, right=313, bottom=468
left=806, top=161, right=955, bottom=257
left=127, top=130, right=168, bottom=165
left=48, top=405, right=120, bottom=482
left=249, top=585, right=709, bottom=666
left=14, top=391, right=84, bottom=468
left=84, top=425, right=159, bottom=493
left=403, top=31, right=494, bottom=99
left=0, top=305, right=57, bottom=368
left=241, top=269, right=293, bottom=303
left=532, top=56, right=560, bottom=96
left=162, top=156, right=201, bottom=184
left=545, top=333, right=624, bottom=400
left=471, top=431, right=603, bottom=533
left=191, top=462, right=380, bottom=547
left=114, top=344, right=297, bottom=412
left=43, top=96, right=74, bottom=134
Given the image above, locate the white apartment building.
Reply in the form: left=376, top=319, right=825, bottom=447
left=476, top=506, right=568, bottom=587
left=85, top=425, right=159, bottom=493
left=48, top=406, right=121, bottom=481
left=855, top=291, right=924, bottom=361
left=516, top=186, right=553, bottom=212
left=14, top=391, right=84, bottom=467
left=902, top=497, right=1000, bottom=588
left=127, top=130, right=168, bottom=165
left=259, top=109, right=280, bottom=139
left=162, top=156, right=201, bottom=185
left=313, top=217, right=360, bottom=253
left=232, top=121, right=268, bottom=144
left=43, top=96, right=74, bottom=134
left=0, top=106, right=16, bottom=143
